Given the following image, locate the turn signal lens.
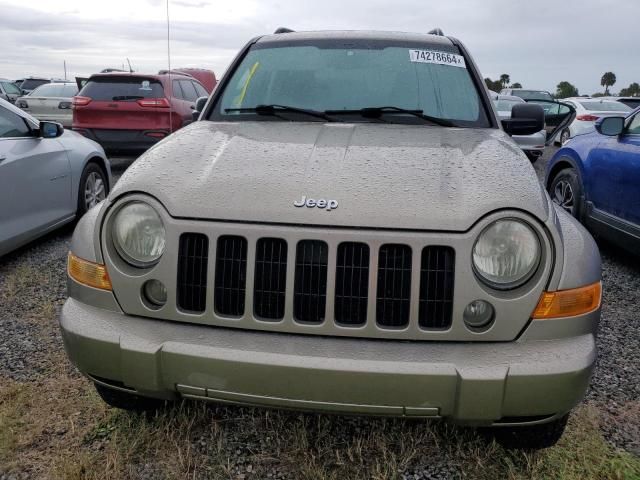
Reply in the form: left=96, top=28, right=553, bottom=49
left=67, top=252, right=112, bottom=291
left=532, top=282, right=601, bottom=319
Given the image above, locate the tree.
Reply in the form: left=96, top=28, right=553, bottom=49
left=556, top=81, right=579, bottom=99
left=619, top=82, right=640, bottom=97
left=500, top=74, right=510, bottom=88
left=484, top=77, right=502, bottom=92
left=511, top=82, right=522, bottom=88
left=600, top=72, right=616, bottom=95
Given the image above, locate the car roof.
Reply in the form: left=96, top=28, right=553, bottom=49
left=496, top=94, right=524, bottom=102
left=87, top=72, right=196, bottom=81
left=255, top=30, right=456, bottom=48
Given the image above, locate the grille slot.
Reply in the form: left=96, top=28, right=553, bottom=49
left=419, top=246, right=455, bottom=329
left=376, top=244, right=412, bottom=328
left=294, top=240, right=328, bottom=323
left=176, top=233, right=209, bottom=313
left=214, top=235, right=247, bottom=317
left=335, top=242, right=370, bottom=326
left=254, top=238, right=288, bottom=320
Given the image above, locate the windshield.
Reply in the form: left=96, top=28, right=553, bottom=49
left=79, top=76, right=165, bottom=101
left=494, top=99, right=522, bottom=112
left=30, top=83, right=78, bottom=98
left=211, top=44, right=489, bottom=127
left=511, top=90, right=553, bottom=101
left=20, top=79, right=49, bottom=91
left=578, top=101, right=631, bottom=112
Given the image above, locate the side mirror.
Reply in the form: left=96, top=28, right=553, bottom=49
left=192, top=96, right=208, bottom=121
left=596, top=116, right=625, bottom=136
left=39, top=121, right=64, bottom=138
left=501, top=104, right=545, bottom=136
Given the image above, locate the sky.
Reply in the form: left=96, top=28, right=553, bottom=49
left=1, top=0, right=638, bottom=95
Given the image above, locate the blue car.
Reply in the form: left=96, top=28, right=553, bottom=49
left=546, top=107, right=640, bottom=252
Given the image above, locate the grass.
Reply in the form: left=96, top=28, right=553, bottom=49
left=1, top=372, right=639, bottom=479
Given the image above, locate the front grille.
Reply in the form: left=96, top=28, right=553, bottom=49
left=376, top=244, right=412, bottom=327
left=335, top=242, right=370, bottom=326
left=419, top=246, right=455, bottom=329
left=214, top=235, right=247, bottom=317
left=176, top=233, right=209, bottom=313
left=254, top=238, right=288, bottom=320
left=294, top=240, right=328, bottom=323
left=173, top=231, right=457, bottom=337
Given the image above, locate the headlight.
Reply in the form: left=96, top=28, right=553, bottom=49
left=112, top=202, right=166, bottom=267
left=472, top=219, right=541, bottom=289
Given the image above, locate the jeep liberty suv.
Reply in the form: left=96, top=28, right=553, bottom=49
left=61, top=29, right=601, bottom=449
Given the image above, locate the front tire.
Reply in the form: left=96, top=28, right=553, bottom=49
left=559, top=129, right=570, bottom=145
left=486, top=414, right=569, bottom=450
left=549, top=167, right=583, bottom=219
left=94, top=383, right=168, bottom=413
left=77, top=162, right=108, bottom=217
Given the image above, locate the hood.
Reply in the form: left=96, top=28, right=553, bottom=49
left=111, top=121, right=548, bottom=231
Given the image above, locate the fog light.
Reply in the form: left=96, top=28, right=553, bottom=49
left=463, top=300, right=494, bottom=330
left=142, top=280, right=167, bottom=308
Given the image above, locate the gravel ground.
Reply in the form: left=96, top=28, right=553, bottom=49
left=0, top=149, right=638, bottom=478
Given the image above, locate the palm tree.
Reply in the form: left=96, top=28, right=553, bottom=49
left=601, top=72, right=616, bottom=95
left=500, top=74, right=510, bottom=89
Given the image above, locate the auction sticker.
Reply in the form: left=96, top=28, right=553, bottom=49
left=409, top=49, right=466, bottom=68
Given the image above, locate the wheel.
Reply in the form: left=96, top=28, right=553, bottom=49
left=94, top=382, right=168, bottom=413
left=525, top=150, right=541, bottom=163
left=486, top=414, right=569, bottom=450
left=559, top=129, right=570, bottom=145
left=549, top=167, right=583, bottom=218
left=77, top=162, right=108, bottom=217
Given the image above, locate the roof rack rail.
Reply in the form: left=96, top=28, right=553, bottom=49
left=427, top=28, right=444, bottom=36
left=274, top=27, right=295, bottom=34
left=158, top=69, right=193, bottom=78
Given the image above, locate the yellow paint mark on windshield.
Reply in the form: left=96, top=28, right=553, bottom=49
left=234, top=61, right=260, bottom=107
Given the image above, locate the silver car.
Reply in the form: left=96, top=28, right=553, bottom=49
left=0, top=98, right=111, bottom=256
left=16, top=82, right=79, bottom=128
left=61, top=30, right=600, bottom=450
left=0, top=79, right=22, bottom=104
left=490, top=93, right=546, bottom=161
left=556, top=97, right=632, bottom=144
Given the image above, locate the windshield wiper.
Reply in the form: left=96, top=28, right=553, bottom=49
left=325, top=106, right=455, bottom=127
left=224, top=104, right=335, bottom=122
left=112, top=95, right=144, bottom=101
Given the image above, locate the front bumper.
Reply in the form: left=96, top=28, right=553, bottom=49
left=72, top=128, right=166, bottom=153
left=61, top=297, right=595, bottom=425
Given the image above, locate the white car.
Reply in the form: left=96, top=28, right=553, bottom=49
left=0, top=98, right=110, bottom=256
left=490, top=93, right=546, bottom=161
left=556, top=97, right=632, bottom=144
left=16, top=82, right=78, bottom=128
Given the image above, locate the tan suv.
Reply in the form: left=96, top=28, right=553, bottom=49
left=60, top=29, right=600, bottom=449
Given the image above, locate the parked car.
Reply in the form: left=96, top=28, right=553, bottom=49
left=0, top=98, right=110, bottom=256
left=597, top=96, right=640, bottom=110
left=61, top=29, right=600, bottom=450
left=555, top=97, right=632, bottom=144
left=16, top=82, right=78, bottom=128
left=72, top=72, right=209, bottom=153
left=158, top=68, right=217, bottom=93
left=0, top=79, right=22, bottom=104
left=546, top=107, right=640, bottom=253
left=489, top=93, right=547, bottom=161
left=18, top=77, right=65, bottom=95
left=500, top=88, right=554, bottom=101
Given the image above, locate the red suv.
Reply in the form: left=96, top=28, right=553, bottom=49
left=72, top=72, right=212, bottom=153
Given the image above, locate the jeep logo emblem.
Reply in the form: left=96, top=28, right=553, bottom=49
left=293, top=196, right=338, bottom=211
